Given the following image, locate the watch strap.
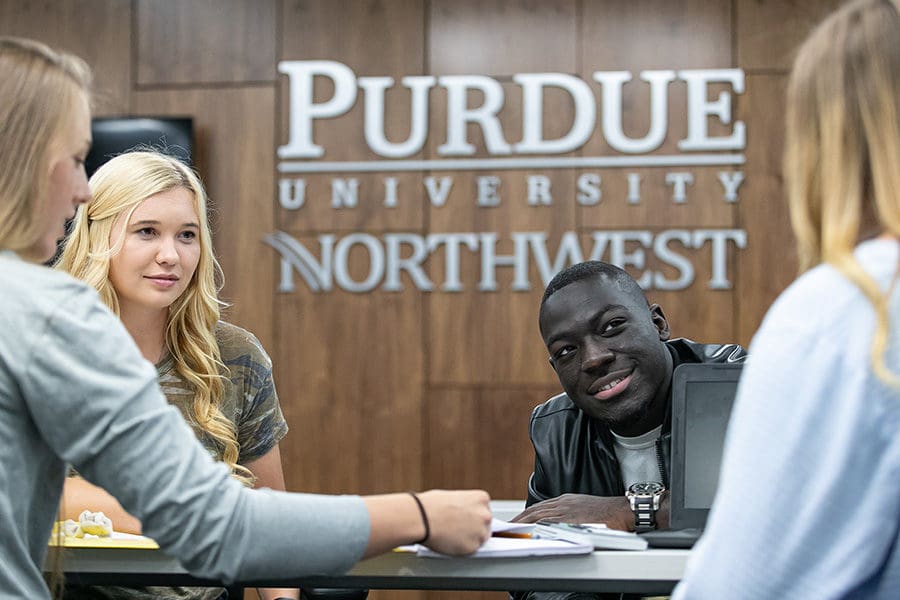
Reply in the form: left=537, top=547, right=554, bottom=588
left=631, top=495, right=657, bottom=532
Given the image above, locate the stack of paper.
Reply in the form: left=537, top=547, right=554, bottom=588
left=532, top=521, right=648, bottom=551
left=414, top=536, right=593, bottom=558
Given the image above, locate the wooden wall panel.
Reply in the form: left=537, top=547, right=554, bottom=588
left=274, top=277, right=424, bottom=494
left=423, top=34, right=579, bottom=386
left=278, top=0, right=427, bottom=232
left=579, top=0, right=735, bottom=229
left=1, top=5, right=846, bottom=599
left=737, top=0, right=844, bottom=71
left=582, top=0, right=732, bottom=71
left=282, top=0, right=425, bottom=71
left=429, top=0, right=578, bottom=75
left=136, top=0, right=277, bottom=85
left=734, top=74, right=796, bottom=345
left=644, top=257, right=738, bottom=344
left=427, top=283, right=557, bottom=386
left=0, top=0, right=132, bottom=115
left=132, top=87, right=277, bottom=348
left=425, top=388, right=557, bottom=498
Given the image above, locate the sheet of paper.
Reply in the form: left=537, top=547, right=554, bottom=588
left=414, top=536, right=593, bottom=558
left=49, top=526, right=159, bottom=549
left=491, top=518, right=535, bottom=535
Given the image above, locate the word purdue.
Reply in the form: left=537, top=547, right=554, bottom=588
left=277, top=61, right=745, bottom=159
left=264, top=229, right=746, bottom=293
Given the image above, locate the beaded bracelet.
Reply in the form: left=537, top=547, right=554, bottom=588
left=408, top=492, right=430, bottom=544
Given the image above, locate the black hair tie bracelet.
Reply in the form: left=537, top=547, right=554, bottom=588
left=409, top=492, right=430, bottom=544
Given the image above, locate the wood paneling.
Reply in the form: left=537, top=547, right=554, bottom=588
left=737, top=0, right=844, bottom=71
left=429, top=0, right=578, bottom=75
left=4, top=5, right=841, bottom=595
left=282, top=0, right=425, bottom=73
left=582, top=0, right=732, bottom=71
left=274, top=279, right=424, bottom=494
left=278, top=0, right=427, bottom=232
left=0, top=0, right=132, bottom=115
left=734, top=74, right=796, bottom=345
left=425, top=388, right=556, bottom=498
left=428, top=285, right=558, bottom=386
left=136, top=0, right=277, bottom=85
left=133, top=87, right=277, bottom=348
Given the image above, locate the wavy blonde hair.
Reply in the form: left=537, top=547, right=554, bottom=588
left=57, top=151, right=254, bottom=486
left=785, top=0, right=900, bottom=385
left=0, top=37, right=91, bottom=260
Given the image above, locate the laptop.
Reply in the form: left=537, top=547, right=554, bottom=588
left=641, top=362, right=743, bottom=548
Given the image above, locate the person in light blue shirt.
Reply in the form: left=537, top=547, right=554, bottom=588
left=673, top=0, right=900, bottom=598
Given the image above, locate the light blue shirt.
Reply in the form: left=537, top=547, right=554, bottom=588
left=673, top=238, right=900, bottom=599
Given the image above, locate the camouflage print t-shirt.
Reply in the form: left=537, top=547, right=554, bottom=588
left=64, top=321, right=289, bottom=600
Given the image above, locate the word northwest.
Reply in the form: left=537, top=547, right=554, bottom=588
left=264, top=229, right=746, bottom=294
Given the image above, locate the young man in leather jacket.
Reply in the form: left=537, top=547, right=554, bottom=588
left=511, top=262, right=745, bottom=599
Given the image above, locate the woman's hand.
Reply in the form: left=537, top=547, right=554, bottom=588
left=416, top=489, right=492, bottom=555
left=362, top=489, right=491, bottom=558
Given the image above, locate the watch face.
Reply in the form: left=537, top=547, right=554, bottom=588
left=629, top=482, right=665, bottom=495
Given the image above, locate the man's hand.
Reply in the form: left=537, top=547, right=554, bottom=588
left=510, top=494, right=634, bottom=531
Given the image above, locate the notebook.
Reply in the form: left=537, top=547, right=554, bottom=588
left=641, top=362, right=742, bottom=548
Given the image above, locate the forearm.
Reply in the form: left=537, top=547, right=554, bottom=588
left=247, top=448, right=300, bottom=599
left=258, top=588, right=299, bottom=600
left=362, top=493, right=429, bottom=558
left=61, top=476, right=143, bottom=535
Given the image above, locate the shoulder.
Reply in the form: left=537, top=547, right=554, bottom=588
left=215, top=321, right=272, bottom=371
left=0, top=253, right=98, bottom=313
left=665, top=338, right=747, bottom=365
left=0, top=254, right=109, bottom=345
left=741, top=240, right=900, bottom=399
left=530, top=393, right=584, bottom=441
left=758, top=240, right=897, bottom=343
left=531, top=392, right=578, bottom=421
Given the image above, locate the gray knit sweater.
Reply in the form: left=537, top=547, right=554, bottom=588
left=0, top=251, right=369, bottom=598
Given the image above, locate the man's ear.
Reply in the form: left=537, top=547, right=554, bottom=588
left=649, top=303, right=671, bottom=341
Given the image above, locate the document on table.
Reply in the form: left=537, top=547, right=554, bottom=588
left=398, top=518, right=592, bottom=558
left=49, top=531, right=159, bottom=549
left=413, top=535, right=593, bottom=558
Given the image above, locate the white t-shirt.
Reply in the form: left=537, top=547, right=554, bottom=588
left=612, top=424, right=664, bottom=489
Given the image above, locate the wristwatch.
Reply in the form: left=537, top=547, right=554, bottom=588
left=626, top=482, right=666, bottom=532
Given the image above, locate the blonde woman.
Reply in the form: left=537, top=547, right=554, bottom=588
left=673, top=0, right=900, bottom=597
left=0, top=36, right=491, bottom=600
left=57, top=150, right=297, bottom=600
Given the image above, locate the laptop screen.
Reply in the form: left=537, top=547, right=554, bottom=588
left=670, top=363, right=742, bottom=529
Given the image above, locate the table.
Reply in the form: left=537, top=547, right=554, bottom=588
left=59, top=546, right=690, bottom=595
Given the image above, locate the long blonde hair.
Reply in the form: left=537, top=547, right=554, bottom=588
left=57, top=151, right=254, bottom=485
left=0, top=37, right=91, bottom=259
left=785, top=0, right=900, bottom=384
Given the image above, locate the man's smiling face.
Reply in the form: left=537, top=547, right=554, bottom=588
left=539, top=274, right=673, bottom=435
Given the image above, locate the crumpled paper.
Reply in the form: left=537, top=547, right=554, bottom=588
left=62, top=510, right=114, bottom=539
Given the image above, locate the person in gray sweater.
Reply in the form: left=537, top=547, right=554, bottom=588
left=0, top=36, right=491, bottom=599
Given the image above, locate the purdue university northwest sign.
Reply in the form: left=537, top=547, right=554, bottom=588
left=267, top=61, right=748, bottom=293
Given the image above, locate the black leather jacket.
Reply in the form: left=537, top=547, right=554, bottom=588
left=525, top=338, right=747, bottom=507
